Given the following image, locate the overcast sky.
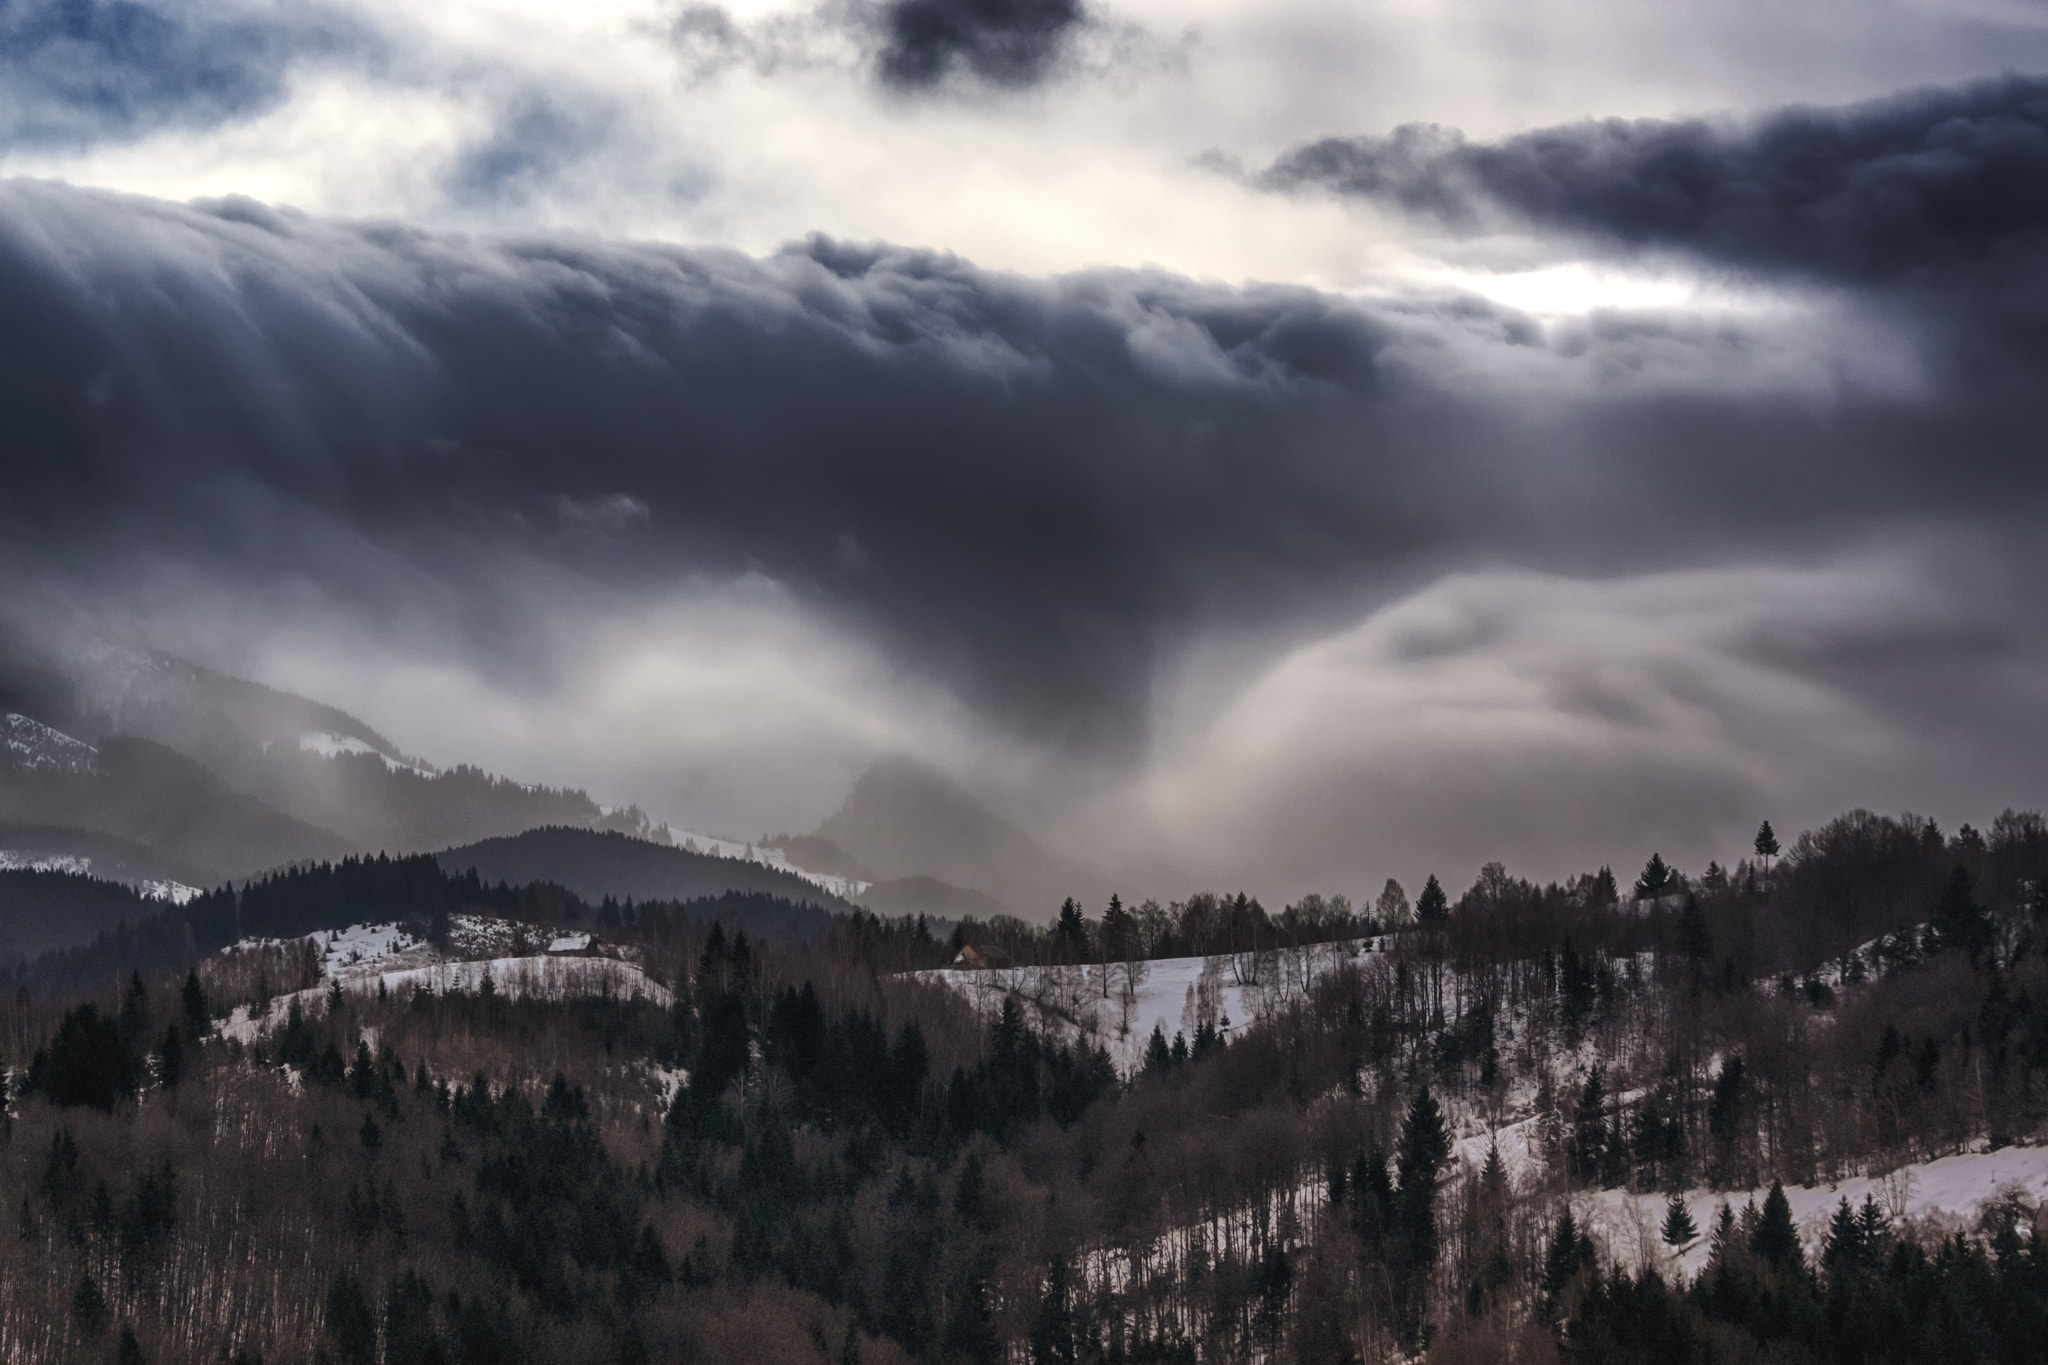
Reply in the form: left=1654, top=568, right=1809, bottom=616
left=3, top=0, right=2046, bottom=902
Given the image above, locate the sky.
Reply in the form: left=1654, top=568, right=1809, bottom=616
left=2, top=0, right=2047, bottom=902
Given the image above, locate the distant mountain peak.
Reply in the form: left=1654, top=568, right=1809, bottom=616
left=813, top=755, right=1108, bottom=921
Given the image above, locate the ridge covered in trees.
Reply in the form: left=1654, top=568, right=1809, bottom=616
left=0, top=805, right=2044, bottom=1361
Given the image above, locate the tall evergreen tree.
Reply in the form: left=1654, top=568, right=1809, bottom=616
left=324, top=1269, right=378, bottom=1365
left=1750, top=1181, right=1799, bottom=1268
left=1634, top=853, right=1673, bottom=901
left=181, top=970, right=209, bottom=1038
left=1572, top=1067, right=1608, bottom=1186
left=1662, top=1194, right=1698, bottom=1247
left=1415, top=875, right=1449, bottom=925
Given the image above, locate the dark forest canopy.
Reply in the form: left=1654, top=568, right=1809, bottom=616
left=0, top=804, right=2045, bottom=1361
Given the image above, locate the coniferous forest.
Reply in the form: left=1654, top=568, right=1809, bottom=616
left=2, top=808, right=2047, bottom=1363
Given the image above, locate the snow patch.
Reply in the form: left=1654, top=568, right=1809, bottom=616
left=1579, top=1145, right=2048, bottom=1279
left=674, top=829, right=870, bottom=900
left=920, top=941, right=1370, bottom=1075
left=296, top=731, right=436, bottom=776
left=217, top=954, right=674, bottom=1045
left=0, top=850, right=93, bottom=876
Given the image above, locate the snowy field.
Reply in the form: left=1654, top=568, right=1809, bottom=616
left=922, top=942, right=1373, bottom=1074
left=215, top=919, right=674, bottom=1045
left=1572, top=1145, right=2048, bottom=1277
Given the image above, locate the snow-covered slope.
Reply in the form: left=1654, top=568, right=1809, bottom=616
left=675, top=828, right=869, bottom=899
left=2, top=713, right=96, bottom=774
left=296, top=731, right=436, bottom=777
left=0, top=849, right=202, bottom=903
left=1575, top=1144, right=2048, bottom=1277
left=922, top=941, right=1370, bottom=1074
left=216, top=918, right=674, bottom=1045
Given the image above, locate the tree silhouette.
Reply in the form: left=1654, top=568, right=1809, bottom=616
left=1662, top=1193, right=1698, bottom=1246
left=1415, top=875, right=1449, bottom=925
left=29, top=1005, right=134, bottom=1110
left=1754, top=821, right=1780, bottom=877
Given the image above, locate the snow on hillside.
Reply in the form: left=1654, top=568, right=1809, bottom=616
left=673, top=828, right=870, bottom=900
left=922, top=941, right=1370, bottom=1074
left=0, top=849, right=203, bottom=903
left=2, top=713, right=96, bottom=774
left=134, top=878, right=204, bottom=905
left=1575, top=1144, right=2048, bottom=1277
left=0, top=850, right=92, bottom=876
left=216, top=918, right=674, bottom=1046
left=297, top=731, right=436, bottom=776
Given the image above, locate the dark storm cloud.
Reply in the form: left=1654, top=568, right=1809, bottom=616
left=0, top=0, right=365, bottom=148
left=0, top=179, right=2045, bottom=760
left=1262, top=75, right=2048, bottom=285
left=877, top=0, right=1083, bottom=89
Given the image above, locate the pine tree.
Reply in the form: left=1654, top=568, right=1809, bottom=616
left=157, top=1026, right=184, bottom=1090
left=1822, top=1197, right=1864, bottom=1272
left=1541, top=1210, right=1593, bottom=1311
left=324, top=1269, right=377, bottom=1365
left=1054, top=899, right=1090, bottom=961
left=181, top=970, right=209, bottom=1038
left=1662, top=1193, right=1698, bottom=1247
left=1572, top=1067, right=1608, bottom=1186
left=1751, top=1181, right=1799, bottom=1268
left=1679, top=894, right=1713, bottom=971
left=943, top=1276, right=1001, bottom=1365
left=1635, top=853, right=1672, bottom=901
left=1393, top=1083, right=1450, bottom=1334
left=1416, top=875, right=1449, bottom=925
left=72, top=1272, right=108, bottom=1338
left=1029, top=1259, right=1077, bottom=1365
left=1754, top=821, right=1779, bottom=868
left=1933, top=865, right=1993, bottom=959
left=119, top=971, right=148, bottom=1043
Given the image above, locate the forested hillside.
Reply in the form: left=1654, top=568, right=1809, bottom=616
left=1, top=807, right=2046, bottom=1362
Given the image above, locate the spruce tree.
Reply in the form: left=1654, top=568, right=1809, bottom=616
left=1393, top=1082, right=1450, bottom=1338
left=1751, top=1181, right=1799, bottom=1268
left=157, top=1026, right=183, bottom=1091
left=181, top=970, right=209, bottom=1038
left=1415, top=875, right=1449, bottom=925
left=1634, top=853, right=1672, bottom=901
left=1822, top=1197, right=1864, bottom=1272
left=1662, top=1193, right=1699, bottom=1247
left=1933, top=865, right=1993, bottom=959
left=1541, top=1210, right=1593, bottom=1310
left=1572, top=1067, right=1608, bottom=1186
left=1754, top=821, right=1779, bottom=868
left=324, top=1269, right=377, bottom=1365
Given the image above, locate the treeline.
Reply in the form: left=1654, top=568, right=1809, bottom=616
left=1, top=854, right=849, bottom=995
left=1553, top=1182, right=2048, bottom=1364
left=1, top=804, right=2046, bottom=1361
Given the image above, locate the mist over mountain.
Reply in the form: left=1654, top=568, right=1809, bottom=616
left=811, top=755, right=1111, bottom=921
left=437, top=825, right=855, bottom=922
left=3, top=3, right=2048, bottom=1360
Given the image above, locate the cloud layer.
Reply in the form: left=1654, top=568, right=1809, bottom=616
left=4, top=54, right=2048, bottom=894
left=1264, top=75, right=2048, bottom=287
